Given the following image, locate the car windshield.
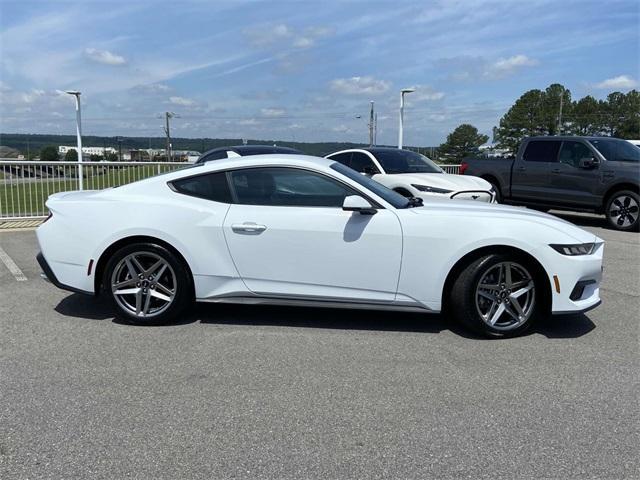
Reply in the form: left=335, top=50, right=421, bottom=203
left=330, top=163, right=411, bottom=209
left=374, top=150, right=444, bottom=174
left=590, top=139, right=640, bottom=162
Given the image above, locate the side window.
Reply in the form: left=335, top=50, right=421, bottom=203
left=327, top=152, right=352, bottom=167
left=615, top=141, right=640, bottom=162
left=558, top=141, right=593, bottom=168
left=230, top=168, right=357, bottom=207
left=171, top=172, right=232, bottom=203
left=522, top=141, right=561, bottom=162
left=350, top=152, right=380, bottom=174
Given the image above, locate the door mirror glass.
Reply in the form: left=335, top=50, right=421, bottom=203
left=342, top=195, right=377, bottom=215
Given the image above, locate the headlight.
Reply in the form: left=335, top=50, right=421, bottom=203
left=549, top=243, right=596, bottom=256
left=411, top=184, right=453, bottom=194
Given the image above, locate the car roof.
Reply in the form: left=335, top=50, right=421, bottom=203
left=526, top=136, right=627, bottom=142
left=199, top=144, right=303, bottom=158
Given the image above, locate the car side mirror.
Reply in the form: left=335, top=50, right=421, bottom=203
left=362, top=166, right=378, bottom=175
left=579, top=157, right=599, bottom=169
left=342, top=195, right=377, bottom=215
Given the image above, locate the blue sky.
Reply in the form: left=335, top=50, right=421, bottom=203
left=0, top=0, right=638, bottom=146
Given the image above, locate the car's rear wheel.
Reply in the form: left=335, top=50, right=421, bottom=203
left=450, top=254, right=542, bottom=338
left=104, top=243, right=191, bottom=324
left=605, top=190, right=639, bottom=231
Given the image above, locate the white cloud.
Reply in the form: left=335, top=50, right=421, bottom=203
left=134, top=83, right=170, bottom=93
left=168, top=96, right=196, bottom=107
left=84, top=48, right=126, bottom=65
left=261, top=108, right=286, bottom=117
left=246, top=24, right=293, bottom=48
left=245, top=23, right=332, bottom=50
left=330, top=76, right=391, bottom=95
left=238, top=118, right=259, bottom=126
left=486, top=54, right=538, bottom=77
left=593, top=75, right=638, bottom=90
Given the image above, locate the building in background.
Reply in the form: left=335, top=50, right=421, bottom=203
left=58, top=146, right=117, bottom=156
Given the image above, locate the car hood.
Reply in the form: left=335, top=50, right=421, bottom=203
left=376, top=172, right=491, bottom=191
left=408, top=199, right=599, bottom=243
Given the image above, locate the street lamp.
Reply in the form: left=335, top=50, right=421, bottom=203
left=65, top=90, right=84, bottom=190
left=398, top=87, right=415, bottom=149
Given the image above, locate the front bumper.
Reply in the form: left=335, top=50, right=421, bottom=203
left=547, top=247, right=603, bottom=314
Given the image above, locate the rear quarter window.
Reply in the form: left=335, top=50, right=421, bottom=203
left=171, top=172, right=232, bottom=203
left=522, top=141, right=561, bottom=162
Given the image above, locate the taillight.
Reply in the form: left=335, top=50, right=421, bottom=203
left=459, top=162, right=469, bottom=175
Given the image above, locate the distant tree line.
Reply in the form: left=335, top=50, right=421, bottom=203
left=495, top=84, right=639, bottom=152
left=434, top=85, right=639, bottom=163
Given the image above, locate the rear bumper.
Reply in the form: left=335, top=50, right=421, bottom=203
left=36, top=252, right=93, bottom=295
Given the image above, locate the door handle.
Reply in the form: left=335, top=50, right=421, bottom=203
left=231, top=222, right=267, bottom=235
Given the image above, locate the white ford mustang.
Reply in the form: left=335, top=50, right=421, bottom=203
left=37, top=155, right=603, bottom=337
left=325, top=147, right=496, bottom=202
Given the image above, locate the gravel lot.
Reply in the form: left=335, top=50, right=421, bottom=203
left=1, top=212, right=638, bottom=479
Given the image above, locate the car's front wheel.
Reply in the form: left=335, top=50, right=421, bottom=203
left=605, top=190, right=639, bottom=231
left=104, top=243, right=192, bottom=324
left=450, top=254, right=543, bottom=338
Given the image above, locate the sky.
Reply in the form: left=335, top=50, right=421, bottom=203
left=0, top=0, right=638, bottom=147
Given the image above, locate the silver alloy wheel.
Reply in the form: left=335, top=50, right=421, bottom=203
left=475, top=261, right=535, bottom=331
left=110, top=251, right=176, bottom=318
left=609, top=194, right=639, bottom=228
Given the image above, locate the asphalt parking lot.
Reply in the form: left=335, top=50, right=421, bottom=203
left=1, top=213, right=638, bottom=480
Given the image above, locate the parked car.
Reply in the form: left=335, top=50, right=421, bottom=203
left=461, top=136, right=640, bottom=231
left=37, top=154, right=603, bottom=338
left=195, top=145, right=303, bottom=164
left=325, top=147, right=495, bottom=203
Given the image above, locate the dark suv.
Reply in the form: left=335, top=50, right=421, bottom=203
left=462, top=136, right=640, bottom=231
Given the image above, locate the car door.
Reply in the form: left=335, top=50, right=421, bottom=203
left=510, top=140, right=562, bottom=201
left=551, top=140, right=602, bottom=207
left=222, top=166, right=403, bottom=302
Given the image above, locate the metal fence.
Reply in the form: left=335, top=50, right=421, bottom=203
left=0, top=159, right=461, bottom=222
left=0, top=160, right=189, bottom=220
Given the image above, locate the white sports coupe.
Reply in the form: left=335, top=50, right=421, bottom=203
left=325, top=147, right=496, bottom=202
left=37, top=155, right=603, bottom=337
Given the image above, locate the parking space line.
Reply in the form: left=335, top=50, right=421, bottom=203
left=0, top=245, right=28, bottom=282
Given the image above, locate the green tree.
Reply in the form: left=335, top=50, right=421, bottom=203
left=39, top=145, right=59, bottom=162
left=496, top=84, right=573, bottom=151
left=64, top=148, right=78, bottom=161
left=610, top=90, right=639, bottom=138
left=438, top=124, right=489, bottom=163
left=495, top=89, right=546, bottom=152
left=570, top=95, right=602, bottom=135
left=104, top=152, right=118, bottom=162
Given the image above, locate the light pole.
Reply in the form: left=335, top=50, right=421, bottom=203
left=65, top=90, right=83, bottom=190
left=398, top=87, right=415, bottom=149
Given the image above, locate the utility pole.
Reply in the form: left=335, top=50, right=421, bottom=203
left=117, top=136, right=123, bottom=161
left=374, top=113, right=378, bottom=146
left=368, top=101, right=374, bottom=147
left=557, top=94, right=564, bottom=135
left=163, top=112, right=175, bottom=161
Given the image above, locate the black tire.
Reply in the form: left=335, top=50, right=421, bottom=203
left=103, top=243, right=192, bottom=325
left=450, top=253, right=544, bottom=338
left=605, top=190, right=639, bottom=231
